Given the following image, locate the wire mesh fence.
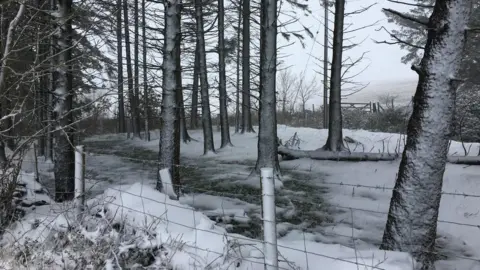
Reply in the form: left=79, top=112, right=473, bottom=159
left=1, top=141, right=480, bottom=269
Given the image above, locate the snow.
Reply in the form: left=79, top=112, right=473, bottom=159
left=1, top=175, right=414, bottom=270
left=5, top=125, right=480, bottom=269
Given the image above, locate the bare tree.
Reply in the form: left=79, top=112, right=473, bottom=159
left=53, top=0, right=75, bottom=202
left=0, top=2, right=25, bottom=166
left=142, top=0, right=149, bottom=141
left=195, top=0, right=215, bottom=154
left=235, top=1, right=242, bottom=133
left=158, top=0, right=181, bottom=196
left=295, top=74, right=318, bottom=125
left=380, top=0, right=472, bottom=268
left=241, top=0, right=254, bottom=133
left=123, top=0, right=140, bottom=138
left=256, top=0, right=280, bottom=177
left=322, top=0, right=330, bottom=128
left=323, top=0, right=346, bottom=151
left=116, top=0, right=125, bottom=133
left=277, top=69, right=296, bottom=124
left=190, top=42, right=199, bottom=129
left=218, top=0, right=232, bottom=148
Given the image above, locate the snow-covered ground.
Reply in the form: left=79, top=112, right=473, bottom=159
left=2, top=125, right=480, bottom=269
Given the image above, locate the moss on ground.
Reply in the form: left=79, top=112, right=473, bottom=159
left=84, top=139, right=332, bottom=239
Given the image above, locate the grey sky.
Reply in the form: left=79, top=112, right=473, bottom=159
left=278, top=0, right=419, bottom=104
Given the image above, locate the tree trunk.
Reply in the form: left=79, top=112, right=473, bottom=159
left=134, top=0, right=141, bottom=136
left=142, top=0, right=149, bottom=141
left=45, top=0, right=55, bottom=162
left=235, top=2, right=242, bottom=133
left=35, top=0, right=46, bottom=157
left=54, top=0, right=75, bottom=202
left=123, top=0, right=140, bottom=138
left=218, top=0, right=232, bottom=148
left=195, top=0, right=215, bottom=154
left=0, top=3, right=25, bottom=166
left=256, top=0, right=280, bottom=177
left=116, top=0, right=125, bottom=133
left=380, top=1, right=472, bottom=268
left=190, top=42, right=199, bottom=129
left=176, top=7, right=191, bottom=143
left=323, top=0, right=345, bottom=151
left=323, top=0, right=329, bottom=129
left=278, top=147, right=396, bottom=161
left=158, top=0, right=181, bottom=197
left=241, top=0, right=254, bottom=133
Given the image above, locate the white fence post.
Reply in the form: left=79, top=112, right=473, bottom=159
left=261, top=167, right=278, bottom=269
left=74, top=145, right=85, bottom=220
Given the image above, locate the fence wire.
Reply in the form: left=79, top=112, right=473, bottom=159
left=3, top=144, right=480, bottom=269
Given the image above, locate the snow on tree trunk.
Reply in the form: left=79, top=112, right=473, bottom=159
left=53, top=0, right=75, bottom=202
left=195, top=0, right=215, bottom=154
left=241, top=0, right=254, bottom=134
left=45, top=0, right=56, bottom=162
left=0, top=3, right=25, bottom=165
left=256, top=0, right=280, bottom=178
left=158, top=0, right=181, bottom=195
left=190, top=42, right=199, bottom=130
left=116, top=0, right=126, bottom=133
left=380, top=1, right=472, bottom=268
left=323, top=0, right=345, bottom=152
left=218, top=0, right=232, bottom=148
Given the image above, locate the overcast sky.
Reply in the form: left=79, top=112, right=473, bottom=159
left=277, top=0, right=420, bottom=104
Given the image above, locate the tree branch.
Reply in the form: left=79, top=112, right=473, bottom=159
left=374, top=26, right=424, bottom=50
left=383, top=8, right=429, bottom=27
left=387, top=0, right=434, bottom=8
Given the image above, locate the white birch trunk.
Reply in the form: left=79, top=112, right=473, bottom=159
left=380, top=1, right=472, bottom=268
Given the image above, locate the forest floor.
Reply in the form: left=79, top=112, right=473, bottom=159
left=17, top=125, right=480, bottom=269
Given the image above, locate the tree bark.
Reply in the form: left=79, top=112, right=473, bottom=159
left=190, top=41, right=199, bottom=129
left=176, top=6, right=191, bottom=143
left=241, top=0, right=254, bottom=133
left=116, top=0, right=125, bottom=133
left=278, top=147, right=397, bottom=161
left=323, top=0, right=345, bottom=151
left=195, top=0, right=215, bottom=154
left=158, top=0, right=181, bottom=197
left=123, top=0, right=140, bottom=138
left=256, top=0, right=280, bottom=177
left=142, top=0, right=149, bottom=141
left=380, top=1, right=472, bottom=268
left=235, top=2, right=242, bottom=133
left=35, top=0, right=46, bottom=157
left=134, top=0, right=141, bottom=136
left=218, top=0, right=232, bottom=148
left=323, top=0, right=329, bottom=129
left=54, top=0, right=75, bottom=202
left=0, top=2, right=25, bottom=166
left=45, top=0, right=55, bottom=162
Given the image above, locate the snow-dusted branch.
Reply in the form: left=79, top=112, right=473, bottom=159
left=383, top=8, right=429, bottom=26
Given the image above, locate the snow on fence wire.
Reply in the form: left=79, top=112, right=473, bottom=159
left=9, top=153, right=480, bottom=269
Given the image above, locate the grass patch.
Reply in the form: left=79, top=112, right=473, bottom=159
left=83, top=139, right=333, bottom=239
